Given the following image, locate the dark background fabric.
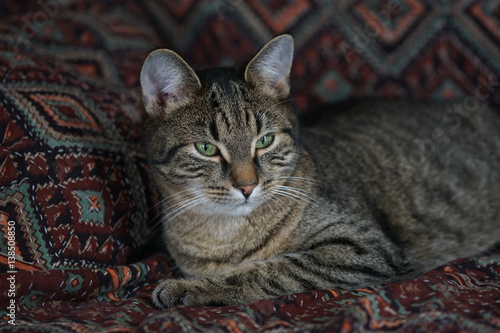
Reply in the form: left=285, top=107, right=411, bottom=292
left=1, top=0, right=499, bottom=331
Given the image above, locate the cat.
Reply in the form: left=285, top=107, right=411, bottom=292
left=140, top=35, right=500, bottom=308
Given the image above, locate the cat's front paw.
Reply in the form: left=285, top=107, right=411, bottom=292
left=153, top=278, right=230, bottom=308
left=152, top=276, right=261, bottom=308
left=152, top=279, right=194, bottom=308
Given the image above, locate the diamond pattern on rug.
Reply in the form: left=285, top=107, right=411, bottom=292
left=30, top=93, right=101, bottom=131
left=75, top=190, right=105, bottom=224
left=141, top=0, right=500, bottom=110
left=248, top=0, right=315, bottom=34
left=467, top=0, right=500, bottom=41
left=349, top=0, right=429, bottom=45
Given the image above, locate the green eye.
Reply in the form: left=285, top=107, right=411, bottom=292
left=256, top=134, right=274, bottom=149
left=195, top=142, right=219, bottom=156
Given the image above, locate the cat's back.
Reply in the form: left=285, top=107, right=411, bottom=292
left=298, top=98, right=500, bottom=266
left=302, top=98, right=500, bottom=184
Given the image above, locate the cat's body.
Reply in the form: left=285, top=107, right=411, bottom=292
left=140, top=35, right=500, bottom=307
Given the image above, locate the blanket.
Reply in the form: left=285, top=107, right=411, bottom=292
left=1, top=0, right=499, bottom=331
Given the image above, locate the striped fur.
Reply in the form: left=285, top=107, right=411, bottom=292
left=141, top=35, right=500, bottom=307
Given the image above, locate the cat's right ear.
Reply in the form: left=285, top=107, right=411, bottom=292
left=244, top=34, right=294, bottom=99
left=140, top=49, right=201, bottom=117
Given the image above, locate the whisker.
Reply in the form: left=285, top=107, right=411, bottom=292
left=268, top=98, right=297, bottom=109
left=149, top=189, right=204, bottom=223
left=145, top=165, right=159, bottom=176
left=161, top=194, right=206, bottom=220
left=150, top=196, right=207, bottom=232
left=149, top=193, right=206, bottom=231
left=274, top=185, right=322, bottom=207
left=264, top=200, right=274, bottom=213
left=263, top=192, right=290, bottom=214
left=259, top=192, right=275, bottom=214
left=149, top=213, right=170, bottom=232
left=272, top=189, right=308, bottom=206
left=275, top=176, right=322, bottom=185
left=150, top=188, right=195, bottom=211
left=164, top=188, right=199, bottom=201
left=271, top=184, right=323, bottom=211
left=162, top=196, right=209, bottom=224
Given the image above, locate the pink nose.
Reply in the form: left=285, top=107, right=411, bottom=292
left=237, top=184, right=256, bottom=199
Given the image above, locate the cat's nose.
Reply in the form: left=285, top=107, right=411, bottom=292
left=237, top=183, right=256, bottom=199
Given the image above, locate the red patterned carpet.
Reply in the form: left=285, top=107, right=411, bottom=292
left=1, top=0, right=500, bottom=331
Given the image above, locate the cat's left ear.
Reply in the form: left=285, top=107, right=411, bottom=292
left=140, top=49, right=201, bottom=117
left=244, top=34, right=294, bottom=99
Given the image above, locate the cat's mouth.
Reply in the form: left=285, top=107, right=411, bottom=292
left=201, top=187, right=264, bottom=217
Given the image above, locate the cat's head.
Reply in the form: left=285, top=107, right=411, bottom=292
left=141, top=35, right=299, bottom=217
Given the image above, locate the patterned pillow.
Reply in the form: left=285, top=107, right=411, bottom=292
left=0, top=1, right=161, bottom=271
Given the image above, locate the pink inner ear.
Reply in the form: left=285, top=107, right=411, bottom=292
left=160, top=90, right=185, bottom=106
left=273, top=79, right=287, bottom=96
left=150, top=92, right=174, bottom=117
left=149, top=88, right=191, bottom=118
left=156, top=92, right=168, bottom=110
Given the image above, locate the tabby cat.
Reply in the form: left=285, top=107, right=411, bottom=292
left=140, top=35, right=500, bottom=308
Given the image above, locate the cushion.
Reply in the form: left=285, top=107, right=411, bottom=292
left=0, top=0, right=162, bottom=270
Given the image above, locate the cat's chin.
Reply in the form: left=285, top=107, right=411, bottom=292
left=200, top=201, right=260, bottom=217
left=214, top=204, right=256, bottom=217
left=200, top=197, right=263, bottom=217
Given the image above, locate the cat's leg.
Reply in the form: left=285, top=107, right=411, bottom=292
left=152, top=246, right=405, bottom=307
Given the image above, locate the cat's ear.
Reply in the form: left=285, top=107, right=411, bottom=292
left=244, top=34, right=294, bottom=99
left=140, top=49, right=201, bottom=117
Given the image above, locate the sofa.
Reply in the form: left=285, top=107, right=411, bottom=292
left=1, top=0, right=500, bottom=331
